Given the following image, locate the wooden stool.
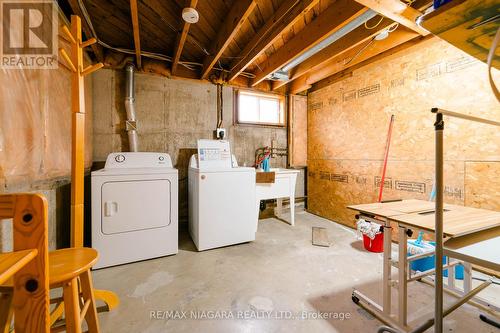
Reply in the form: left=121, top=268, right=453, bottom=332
left=49, top=248, right=100, bottom=333
left=1, top=247, right=101, bottom=333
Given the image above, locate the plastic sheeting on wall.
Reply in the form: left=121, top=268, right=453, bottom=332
left=0, top=28, right=93, bottom=190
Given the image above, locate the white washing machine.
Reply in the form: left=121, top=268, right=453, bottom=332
left=91, top=152, right=178, bottom=269
left=188, top=140, right=257, bottom=251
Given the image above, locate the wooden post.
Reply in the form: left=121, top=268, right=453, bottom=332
left=58, top=14, right=120, bottom=312
left=70, top=15, right=86, bottom=248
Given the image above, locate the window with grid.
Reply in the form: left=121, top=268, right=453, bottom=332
left=235, top=90, right=285, bottom=126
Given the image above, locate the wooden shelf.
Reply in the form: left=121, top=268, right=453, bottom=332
left=420, top=0, right=499, bottom=69
left=0, top=249, right=38, bottom=284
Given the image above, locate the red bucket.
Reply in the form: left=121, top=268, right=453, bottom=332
left=363, top=233, right=384, bottom=252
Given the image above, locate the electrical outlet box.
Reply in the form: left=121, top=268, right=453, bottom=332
left=215, top=128, right=226, bottom=139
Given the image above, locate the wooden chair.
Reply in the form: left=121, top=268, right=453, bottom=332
left=0, top=194, right=101, bottom=333
left=0, top=193, right=50, bottom=332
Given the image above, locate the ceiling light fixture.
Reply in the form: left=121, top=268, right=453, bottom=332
left=182, top=7, right=199, bottom=24
left=374, top=30, right=390, bottom=40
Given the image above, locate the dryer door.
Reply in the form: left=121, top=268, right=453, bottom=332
left=101, top=179, right=171, bottom=234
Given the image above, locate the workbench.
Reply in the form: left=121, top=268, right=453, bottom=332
left=347, top=199, right=500, bottom=331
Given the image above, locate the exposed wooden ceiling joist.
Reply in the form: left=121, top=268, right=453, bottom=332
left=129, top=0, right=142, bottom=69
left=288, top=27, right=422, bottom=94
left=200, top=0, right=257, bottom=79
left=227, top=0, right=320, bottom=82
left=272, top=18, right=397, bottom=90
left=309, top=34, right=433, bottom=92
left=250, top=0, right=367, bottom=87
left=67, top=0, right=104, bottom=62
left=353, top=0, right=429, bottom=35
left=172, top=0, right=198, bottom=75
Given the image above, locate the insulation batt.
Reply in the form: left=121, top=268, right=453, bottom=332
left=356, top=219, right=382, bottom=240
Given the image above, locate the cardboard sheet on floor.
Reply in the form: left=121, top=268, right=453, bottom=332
left=312, top=227, right=330, bottom=247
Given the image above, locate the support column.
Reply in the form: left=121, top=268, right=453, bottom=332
left=434, top=112, right=445, bottom=333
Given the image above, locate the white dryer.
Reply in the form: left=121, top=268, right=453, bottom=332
left=91, top=152, right=178, bottom=269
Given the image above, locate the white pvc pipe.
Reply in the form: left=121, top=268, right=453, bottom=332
left=431, top=108, right=500, bottom=127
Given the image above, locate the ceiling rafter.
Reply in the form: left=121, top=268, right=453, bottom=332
left=67, top=0, right=104, bottom=62
left=250, top=0, right=367, bottom=87
left=353, top=0, right=429, bottom=35
left=272, top=18, right=397, bottom=90
left=200, top=0, right=257, bottom=79
left=287, top=28, right=422, bottom=94
left=227, top=0, right=320, bottom=82
left=172, top=0, right=198, bottom=75
left=309, top=34, right=432, bottom=93
left=129, top=0, right=142, bottom=69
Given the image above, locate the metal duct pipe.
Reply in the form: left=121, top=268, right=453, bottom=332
left=125, top=63, right=139, bottom=152
left=280, top=9, right=378, bottom=73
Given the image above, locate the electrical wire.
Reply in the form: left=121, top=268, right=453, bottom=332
left=344, top=36, right=376, bottom=66
left=364, top=15, right=384, bottom=30
left=387, top=23, right=399, bottom=32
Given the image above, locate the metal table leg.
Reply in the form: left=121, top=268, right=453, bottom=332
left=398, top=226, right=408, bottom=326
left=383, top=218, right=393, bottom=315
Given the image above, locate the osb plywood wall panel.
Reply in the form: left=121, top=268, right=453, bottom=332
left=0, top=28, right=93, bottom=190
left=465, top=162, right=500, bottom=211
left=307, top=37, right=500, bottom=229
left=289, top=95, right=308, bottom=167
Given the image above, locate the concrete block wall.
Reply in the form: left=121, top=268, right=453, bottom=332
left=0, top=179, right=71, bottom=252
left=92, top=69, right=288, bottom=221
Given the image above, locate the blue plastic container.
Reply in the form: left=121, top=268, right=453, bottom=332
left=261, top=157, right=270, bottom=172
left=408, top=242, right=464, bottom=280
left=434, top=0, right=452, bottom=9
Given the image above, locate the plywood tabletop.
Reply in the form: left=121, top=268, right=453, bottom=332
left=347, top=199, right=437, bottom=217
left=444, top=226, right=500, bottom=275
left=348, top=199, right=500, bottom=238
left=393, top=204, right=500, bottom=237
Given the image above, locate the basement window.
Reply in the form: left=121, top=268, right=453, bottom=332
left=235, top=90, right=285, bottom=126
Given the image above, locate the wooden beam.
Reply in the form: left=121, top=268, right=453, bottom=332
left=201, top=0, right=256, bottom=79
left=129, top=0, right=142, bottom=69
left=311, top=33, right=434, bottom=92
left=353, top=0, right=429, bottom=35
left=250, top=0, right=367, bottom=87
left=227, top=0, right=320, bottom=82
left=67, top=0, right=104, bottom=61
left=272, top=18, right=397, bottom=90
left=172, top=0, right=198, bottom=75
left=288, top=28, right=423, bottom=94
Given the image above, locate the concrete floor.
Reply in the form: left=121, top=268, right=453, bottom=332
left=92, top=212, right=499, bottom=333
